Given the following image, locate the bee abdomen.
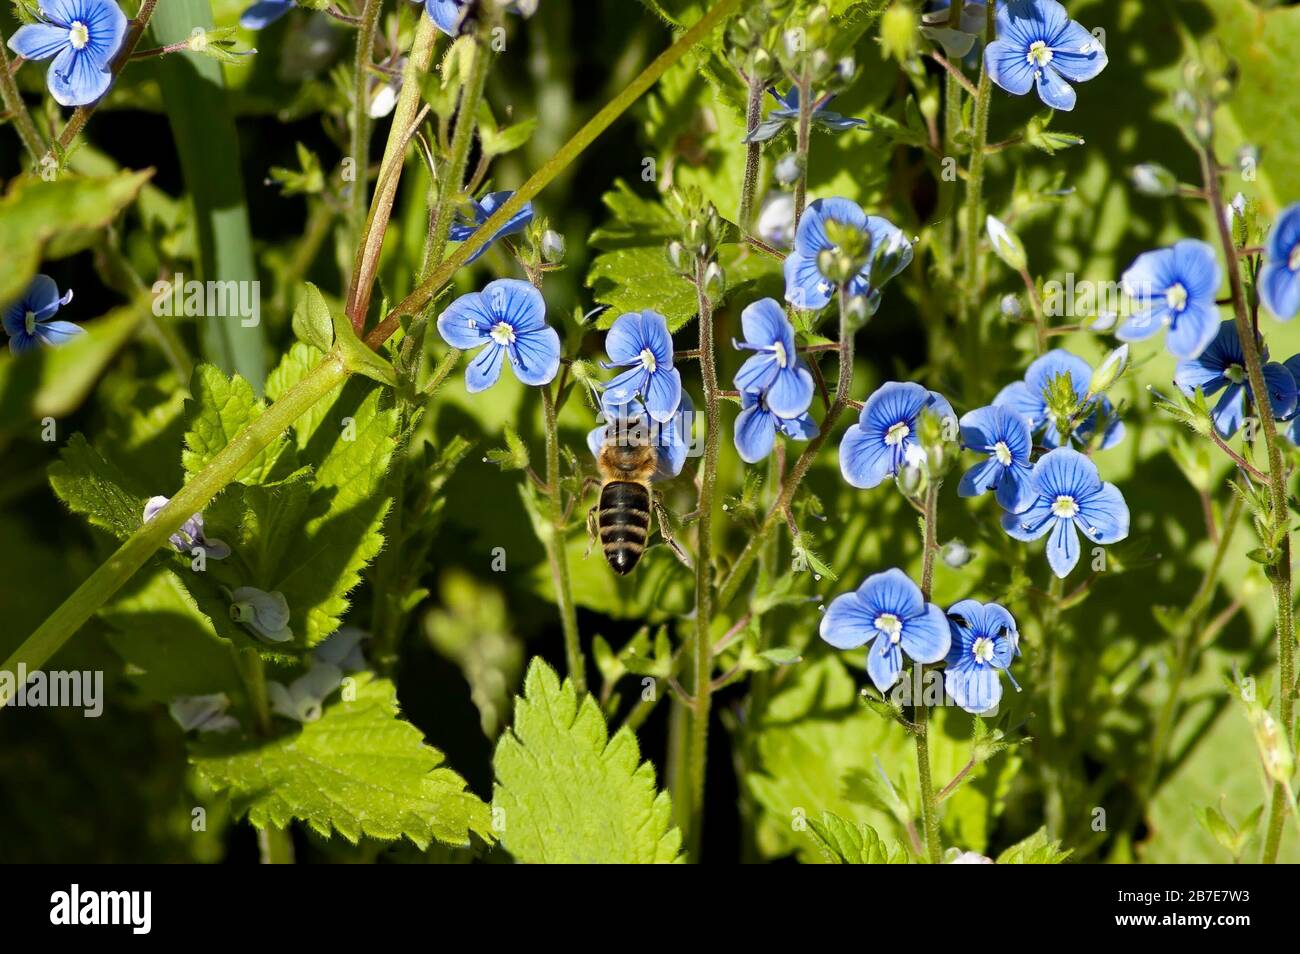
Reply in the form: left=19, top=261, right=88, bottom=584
left=599, top=481, right=651, bottom=575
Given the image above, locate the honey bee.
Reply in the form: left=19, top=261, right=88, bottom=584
left=590, top=421, right=658, bottom=575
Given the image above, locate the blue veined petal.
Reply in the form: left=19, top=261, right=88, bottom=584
left=733, top=400, right=776, bottom=464
left=508, top=325, right=560, bottom=386
left=1120, top=245, right=1177, bottom=303
left=775, top=410, right=818, bottom=441
left=995, top=461, right=1036, bottom=513
left=600, top=364, right=646, bottom=408
left=1166, top=299, right=1219, bottom=359
left=240, top=1, right=296, bottom=30
left=642, top=365, right=682, bottom=422
left=743, top=117, right=789, bottom=143
left=65, top=0, right=127, bottom=66
left=1266, top=203, right=1300, bottom=263
left=819, top=591, right=879, bottom=650
left=733, top=351, right=779, bottom=394
left=764, top=364, right=814, bottom=418
left=839, top=422, right=894, bottom=488
left=1001, top=496, right=1054, bottom=541
left=816, top=112, right=869, bottom=131
left=483, top=278, right=544, bottom=331
left=1260, top=260, right=1300, bottom=321
left=795, top=198, right=869, bottom=255
left=946, top=665, right=1002, bottom=714
left=1174, top=340, right=1231, bottom=398
left=47, top=44, right=113, bottom=107
left=1035, top=65, right=1077, bottom=111
left=866, top=640, right=904, bottom=692
left=900, top=603, right=951, bottom=664
left=739, top=296, right=792, bottom=351
left=604, top=310, right=652, bottom=365
left=1115, top=311, right=1164, bottom=342
left=1045, top=514, right=1081, bottom=577
left=477, top=191, right=533, bottom=237
left=642, top=310, right=675, bottom=367
left=1209, top=384, right=1245, bottom=437
left=33, top=319, right=84, bottom=346
left=864, top=215, right=914, bottom=284
left=426, top=0, right=469, bottom=35
left=9, top=332, right=40, bottom=355
left=782, top=249, right=833, bottom=310
left=18, top=275, right=66, bottom=316
left=1264, top=361, right=1298, bottom=420
left=1047, top=17, right=1107, bottom=83
left=984, top=38, right=1035, bottom=96
left=1032, top=446, right=1102, bottom=500
left=1171, top=239, right=1221, bottom=299
left=436, top=291, right=496, bottom=348
left=1025, top=349, right=1091, bottom=402
left=464, top=342, right=506, bottom=392
left=858, top=567, right=925, bottom=620
left=958, top=457, right=1002, bottom=499
left=993, top=380, right=1043, bottom=428
left=7, top=23, right=68, bottom=61
left=1076, top=480, right=1129, bottom=546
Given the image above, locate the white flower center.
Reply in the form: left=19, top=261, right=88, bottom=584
left=772, top=340, right=788, bottom=369
left=875, top=613, right=903, bottom=644
left=972, top=637, right=995, bottom=664
left=489, top=321, right=516, bottom=346
left=885, top=421, right=910, bottom=446
left=1051, top=495, right=1079, bottom=519
left=1289, top=243, right=1300, bottom=272
left=69, top=21, right=90, bottom=50
left=25, top=310, right=37, bottom=335
left=1165, top=282, right=1188, bottom=313
left=639, top=347, right=657, bottom=373
left=1026, top=41, right=1053, bottom=68
left=1225, top=364, right=1246, bottom=384
left=993, top=441, right=1013, bottom=466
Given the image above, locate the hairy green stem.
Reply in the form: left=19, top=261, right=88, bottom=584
left=958, top=2, right=994, bottom=400
left=737, top=72, right=764, bottom=232
left=541, top=385, right=586, bottom=695
left=0, top=42, right=45, bottom=162
left=792, top=63, right=813, bottom=229
left=914, top=480, right=943, bottom=863
left=258, top=826, right=295, bottom=864
left=1198, top=143, right=1294, bottom=863
left=346, top=0, right=385, bottom=265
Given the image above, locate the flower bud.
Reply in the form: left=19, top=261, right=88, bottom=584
left=666, top=240, right=687, bottom=273
left=1089, top=344, right=1129, bottom=396
left=703, top=261, right=726, bottom=301
left=774, top=153, right=800, bottom=185
left=540, top=229, right=565, bottom=263
left=1000, top=293, right=1022, bottom=319
left=1130, top=162, right=1179, bottom=197
left=941, top=539, right=974, bottom=569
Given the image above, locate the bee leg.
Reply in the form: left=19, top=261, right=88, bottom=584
left=652, top=494, right=693, bottom=570
left=584, top=505, right=599, bottom=559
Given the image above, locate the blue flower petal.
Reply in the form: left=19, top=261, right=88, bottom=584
left=995, top=462, right=1036, bottom=513
left=819, top=591, right=878, bottom=650
left=240, top=0, right=295, bottom=29
left=508, top=325, right=560, bottom=386
left=1261, top=260, right=1300, bottom=321
left=866, top=640, right=904, bottom=692
left=1047, top=18, right=1107, bottom=83
left=1035, top=66, right=1077, bottom=111
left=643, top=365, right=682, bottom=422
left=839, top=422, right=894, bottom=489
left=1165, top=300, right=1219, bottom=360
left=1076, top=480, right=1130, bottom=545
left=946, top=665, right=1002, bottom=714
left=740, top=297, right=791, bottom=350
left=464, top=342, right=505, bottom=393
left=1045, top=515, right=1081, bottom=577
left=764, top=364, right=814, bottom=418
left=858, top=567, right=925, bottom=620
left=733, top=400, right=775, bottom=464
left=47, top=45, right=113, bottom=107
left=1001, top=496, right=1054, bottom=541
left=436, top=293, right=495, bottom=349
left=33, top=319, right=84, bottom=346
left=984, top=38, right=1035, bottom=96
left=7, top=22, right=67, bottom=61
left=900, top=603, right=951, bottom=664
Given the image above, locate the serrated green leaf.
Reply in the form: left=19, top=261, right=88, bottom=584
left=995, top=826, right=1072, bottom=864
left=806, top=810, right=909, bottom=864
left=182, top=364, right=289, bottom=485
left=47, top=433, right=145, bottom=540
left=492, top=658, right=683, bottom=863
left=191, top=673, right=492, bottom=849
left=291, top=282, right=335, bottom=353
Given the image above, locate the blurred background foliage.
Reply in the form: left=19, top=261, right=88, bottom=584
left=1, top=0, right=1299, bottom=862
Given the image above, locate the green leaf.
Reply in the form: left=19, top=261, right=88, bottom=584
left=0, top=170, right=152, bottom=308
left=182, top=364, right=290, bottom=485
left=331, top=306, right=397, bottom=387
left=995, top=827, right=1072, bottom=864
left=291, top=282, right=335, bottom=353
left=191, top=673, right=492, bottom=849
left=492, top=658, right=683, bottom=863
left=806, top=810, right=909, bottom=864
left=47, top=433, right=145, bottom=540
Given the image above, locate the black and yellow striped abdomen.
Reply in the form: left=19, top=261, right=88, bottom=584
left=598, top=480, right=651, bottom=575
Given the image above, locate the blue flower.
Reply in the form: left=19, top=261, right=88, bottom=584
left=425, top=0, right=537, bottom=36
left=1116, top=239, right=1221, bottom=359
left=448, top=191, right=534, bottom=264
left=239, top=0, right=294, bottom=28
left=587, top=391, right=695, bottom=481
left=994, top=349, right=1124, bottom=450
left=143, top=495, right=231, bottom=560
left=943, top=600, right=1020, bottom=714
left=1284, top=355, right=1300, bottom=445
left=7, top=0, right=128, bottom=107
left=732, top=298, right=814, bottom=417
left=733, top=389, right=818, bottom=464
left=1260, top=202, right=1300, bottom=321
left=984, top=0, right=1107, bottom=112
left=435, top=279, right=560, bottom=393
left=1001, top=447, right=1129, bottom=578
left=599, top=309, right=682, bottom=423
left=743, top=86, right=868, bottom=143
left=1173, top=319, right=1297, bottom=438
left=783, top=197, right=912, bottom=311
left=820, top=567, right=951, bottom=692
left=958, top=404, right=1034, bottom=512
left=840, top=381, right=956, bottom=489
left=2, top=275, right=81, bottom=355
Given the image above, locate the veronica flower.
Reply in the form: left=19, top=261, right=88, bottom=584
left=7, top=0, right=128, bottom=107
left=1260, top=203, right=1300, bottom=321
left=733, top=389, right=818, bottom=464
left=143, top=496, right=231, bottom=560
left=1116, top=240, right=1221, bottom=359
left=425, top=0, right=538, bottom=37
left=229, top=586, right=293, bottom=643
left=994, top=349, right=1124, bottom=450
left=587, top=391, right=695, bottom=481
left=744, top=86, right=868, bottom=143
left=756, top=193, right=797, bottom=249
left=169, top=694, right=239, bottom=735
left=1002, top=448, right=1129, bottom=578
left=239, top=0, right=294, bottom=29
left=3, top=275, right=82, bottom=355
left=840, top=381, right=956, bottom=489
left=1284, top=355, right=1300, bottom=445
left=958, top=405, right=1034, bottom=512
left=599, top=310, right=682, bottom=423
left=783, top=198, right=912, bottom=311
left=268, top=662, right=343, bottom=724
left=448, top=191, right=534, bottom=264
left=984, top=0, right=1107, bottom=112
left=732, top=298, right=814, bottom=417
left=314, top=626, right=370, bottom=671
left=436, top=279, right=560, bottom=393
left=944, top=600, right=1020, bottom=714
left=1173, top=319, right=1297, bottom=438
left=820, top=568, right=951, bottom=693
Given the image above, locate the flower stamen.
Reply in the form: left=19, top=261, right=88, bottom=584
left=971, top=637, right=995, bottom=664
left=490, top=321, right=516, bottom=346
left=875, top=612, right=903, bottom=644
left=1026, top=40, right=1053, bottom=68
left=639, top=347, right=657, bottom=372
left=68, top=21, right=90, bottom=50
left=1165, top=282, right=1188, bottom=313
left=884, top=421, right=910, bottom=446
left=993, top=440, right=1013, bottom=466
left=1051, top=495, right=1079, bottom=519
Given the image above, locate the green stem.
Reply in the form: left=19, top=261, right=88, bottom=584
left=684, top=256, right=722, bottom=858
left=347, top=14, right=439, bottom=329
left=0, top=355, right=349, bottom=696
left=958, top=2, right=994, bottom=400
left=347, top=0, right=385, bottom=265
left=737, top=71, right=764, bottom=232
left=0, top=41, right=45, bottom=162
left=1198, top=145, right=1295, bottom=863
left=257, top=826, right=295, bottom=864
left=1039, top=574, right=1066, bottom=837
left=792, top=63, right=813, bottom=229
left=542, top=385, right=585, bottom=695
left=914, top=480, right=942, bottom=863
